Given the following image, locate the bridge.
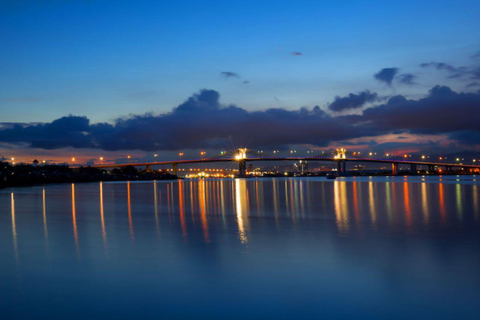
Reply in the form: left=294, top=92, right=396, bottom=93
left=84, top=148, right=480, bottom=177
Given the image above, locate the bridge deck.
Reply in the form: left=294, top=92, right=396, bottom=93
left=78, top=157, right=480, bottom=170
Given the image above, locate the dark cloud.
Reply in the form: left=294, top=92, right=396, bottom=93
left=0, top=90, right=373, bottom=151
left=0, top=116, right=94, bottom=149
left=466, top=82, right=479, bottom=88
left=328, top=90, right=378, bottom=112
left=397, top=73, right=417, bottom=85
left=449, top=130, right=480, bottom=145
left=291, top=52, right=303, bottom=56
left=420, top=62, right=457, bottom=72
left=1, top=86, right=480, bottom=151
left=420, top=61, right=479, bottom=80
left=220, top=71, right=239, bottom=78
left=242, top=81, right=250, bottom=84
left=358, top=86, right=480, bottom=144
left=374, top=68, right=398, bottom=86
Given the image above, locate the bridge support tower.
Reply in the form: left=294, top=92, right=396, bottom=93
left=238, top=160, right=246, bottom=177
left=391, top=163, right=398, bottom=175
left=146, top=165, right=151, bottom=173
left=336, top=160, right=346, bottom=175
left=173, top=163, right=178, bottom=176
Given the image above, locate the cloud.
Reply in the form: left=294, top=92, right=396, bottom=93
left=420, top=62, right=457, bottom=72
left=0, top=116, right=94, bottom=149
left=466, top=82, right=479, bottom=88
left=357, top=86, right=480, bottom=146
left=1, top=86, right=480, bottom=151
left=397, top=73, right=417, bottom=85
left=328, top=90, right=378, bottom=112
left=0, top=90, right=373, bottom=151
left=420, top=61, right=479, bottom=80
left=473, top=52, right=480, bottom=59
left=220, top=71, right=239, bottom=78
left=291, top=52, right=303, bottom=56
left=374, top=68, right=398, bottom=86
left=242, top=80, right=250, bottom=84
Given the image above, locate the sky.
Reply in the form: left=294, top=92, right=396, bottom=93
left=1, top=0, right=480, bottom=163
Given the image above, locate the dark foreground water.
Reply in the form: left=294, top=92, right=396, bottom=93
left=1, top=176, right=479, bottom=319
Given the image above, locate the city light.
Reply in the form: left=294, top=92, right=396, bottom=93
left=235, top=148, right=247, bottom=161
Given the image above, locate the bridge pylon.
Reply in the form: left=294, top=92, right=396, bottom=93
left=238, top=160, right=247, bottom=177
left=336, top=160, right=346, bottom=175
left=391, top=163, right=398, bottom=175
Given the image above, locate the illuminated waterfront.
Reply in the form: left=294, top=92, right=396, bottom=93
left=1, top=176, right=480, bottom=318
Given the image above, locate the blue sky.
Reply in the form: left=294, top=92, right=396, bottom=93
left=1, top=0, right=480, bottom=162
left=1, top=0, right=479, bottom=122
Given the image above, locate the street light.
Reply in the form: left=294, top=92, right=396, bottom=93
left=100, top=157, right=104, bottom=164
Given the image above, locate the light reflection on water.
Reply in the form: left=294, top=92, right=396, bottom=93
left=1, top=176, right=480, bottom=319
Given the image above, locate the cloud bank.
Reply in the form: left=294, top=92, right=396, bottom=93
left=0, top=86, right=480, bottom=151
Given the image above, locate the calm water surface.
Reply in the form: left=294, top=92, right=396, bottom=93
left=1, top=176, right=480, bottom=319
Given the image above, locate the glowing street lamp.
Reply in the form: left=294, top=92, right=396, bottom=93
left=100, top=157, right=104, bottom=164
left=200, top=151, right=206, bottom=159
left=72, top=157, right=75, bottom=162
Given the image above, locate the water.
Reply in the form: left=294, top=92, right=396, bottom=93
left=1, top=176, right=479, bottom=319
